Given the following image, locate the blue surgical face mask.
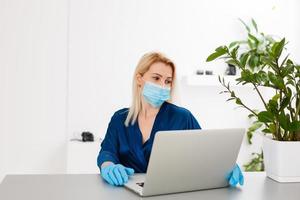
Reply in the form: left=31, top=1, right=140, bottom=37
left=142, top=81, right=171, bottom=108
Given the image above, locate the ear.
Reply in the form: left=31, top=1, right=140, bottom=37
left=136, top=73, right=143, bottom=87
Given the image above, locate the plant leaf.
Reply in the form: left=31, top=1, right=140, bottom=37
left=290, top=121, right=300, bottom=132
left=206, top=46, right=228, bottom=62
left=251, top=18, right=258, bottom=32
left=272, top=38, right=285, bottom=58
left=248, top=33, right=259, bottom=46
left=258, top=111, right=274, bottom=123
left=240, top=53, right=250, bottom=67
left=229, top=41, right=239, bottom=49
left=236, top=98, right=242, bottom=105
left=226, top=59, right=239, bottom=66
left=279, top=96, right=290, bottom=111
left=238, top=18, right=250, bottom=32
left=268, top=71, right=284, bottom=89
left=279, top=112, right=290, bottom=131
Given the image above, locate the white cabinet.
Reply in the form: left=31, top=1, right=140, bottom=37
left=66, top=140, right=101, bottom=174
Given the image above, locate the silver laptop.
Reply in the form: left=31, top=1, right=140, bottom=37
left=124, top=128, right=245, bottom=197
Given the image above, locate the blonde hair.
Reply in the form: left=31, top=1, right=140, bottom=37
left=125, top=52, right=176, bottom=126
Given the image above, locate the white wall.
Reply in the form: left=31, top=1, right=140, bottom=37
left=296, top=2, right=300, bottom=57
left=0, top=0, right=69, bottom=183
left=0, top=51, right=6, bottom=182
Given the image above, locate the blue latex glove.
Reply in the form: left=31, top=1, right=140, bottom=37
left=101, top=164, right=135, bottom=186
left=226, top=164, right=244, bottom=187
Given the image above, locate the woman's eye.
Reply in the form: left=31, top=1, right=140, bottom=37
left=166, top=80, right=172, bottom=84
left=153, top=77, right=160, bottom=81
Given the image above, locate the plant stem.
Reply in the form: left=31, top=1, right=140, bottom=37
left=252, top=83, right=268, bottom=109
left=292, top=74, right=300, bottom=121
left=232, top=56, right=269, bottom=111
left=275, top=60, right=295, bottom=120
left=220, top=77, right=269, bottom=129
left=276, top=120, right=282, bottom=140
left=241, top=103, right=259, bottom=118
left=296, top=99, right=300, bottom=121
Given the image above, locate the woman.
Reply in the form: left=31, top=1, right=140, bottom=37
left=97, top=52, right=244, bottom=187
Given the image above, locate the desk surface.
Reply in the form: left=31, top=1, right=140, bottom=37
left=0, top=172, right=300, bottom=200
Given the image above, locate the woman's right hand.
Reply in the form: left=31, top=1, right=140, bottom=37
left=101, top=163, right=135, bottom=186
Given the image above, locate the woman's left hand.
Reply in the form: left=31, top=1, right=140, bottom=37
left=226, top=164, right=244, bottom=187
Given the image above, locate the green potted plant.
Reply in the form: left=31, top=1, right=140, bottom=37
left=206, top=19, right=300, bottom=182
left=243, top=112, right=264, bottom=172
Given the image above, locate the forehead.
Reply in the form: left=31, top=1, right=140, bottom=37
left=147, top=62, right=173, bottom=77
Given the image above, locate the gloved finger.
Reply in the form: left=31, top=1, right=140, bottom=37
left=235, top=164, right=241, bottom=174
left=102, top=173, right=115, bottom=186
left=225, top=171, right=233, bottom=181
left=232, top=166, right=240, bottom=182
left=108, top=167, right=119, bottom=186
left=228, top=167, right=240, bottom=187
left=239, top=170, right=244, bottom=185
left=113, top=167, right=124, bottom=185
left=239, top=175, right=244, bottom=185
left=229, top=176, right=238, bottom=186
left=117, top=166, right=129, bottom=183
left=101, top=167, right=115, bottom=186
left=124, top=167, right=135, bottom=176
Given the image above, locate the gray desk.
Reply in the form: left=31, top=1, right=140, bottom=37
left=0, top=172, right=299, bottom=200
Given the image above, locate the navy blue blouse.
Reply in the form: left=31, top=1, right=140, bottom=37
left=97, top=102, right=201, bottom=173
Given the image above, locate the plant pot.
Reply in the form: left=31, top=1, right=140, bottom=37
left=262, top=134, right=300, bottom=182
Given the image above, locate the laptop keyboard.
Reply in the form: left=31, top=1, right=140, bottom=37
left=136, top=182, right=144, bottom=187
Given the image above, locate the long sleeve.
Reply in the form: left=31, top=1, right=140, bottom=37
left=186, top=111, right=201, bottom=130
left=97, top=114, right=120, bottom=169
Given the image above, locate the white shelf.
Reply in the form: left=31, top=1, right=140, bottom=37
left=182, top=75, right=250, bottom=87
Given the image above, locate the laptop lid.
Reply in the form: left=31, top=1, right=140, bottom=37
left=142, top=128, right=245, bottom=196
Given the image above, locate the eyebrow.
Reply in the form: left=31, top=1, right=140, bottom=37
left=152, top=73, right=173, bottom=79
